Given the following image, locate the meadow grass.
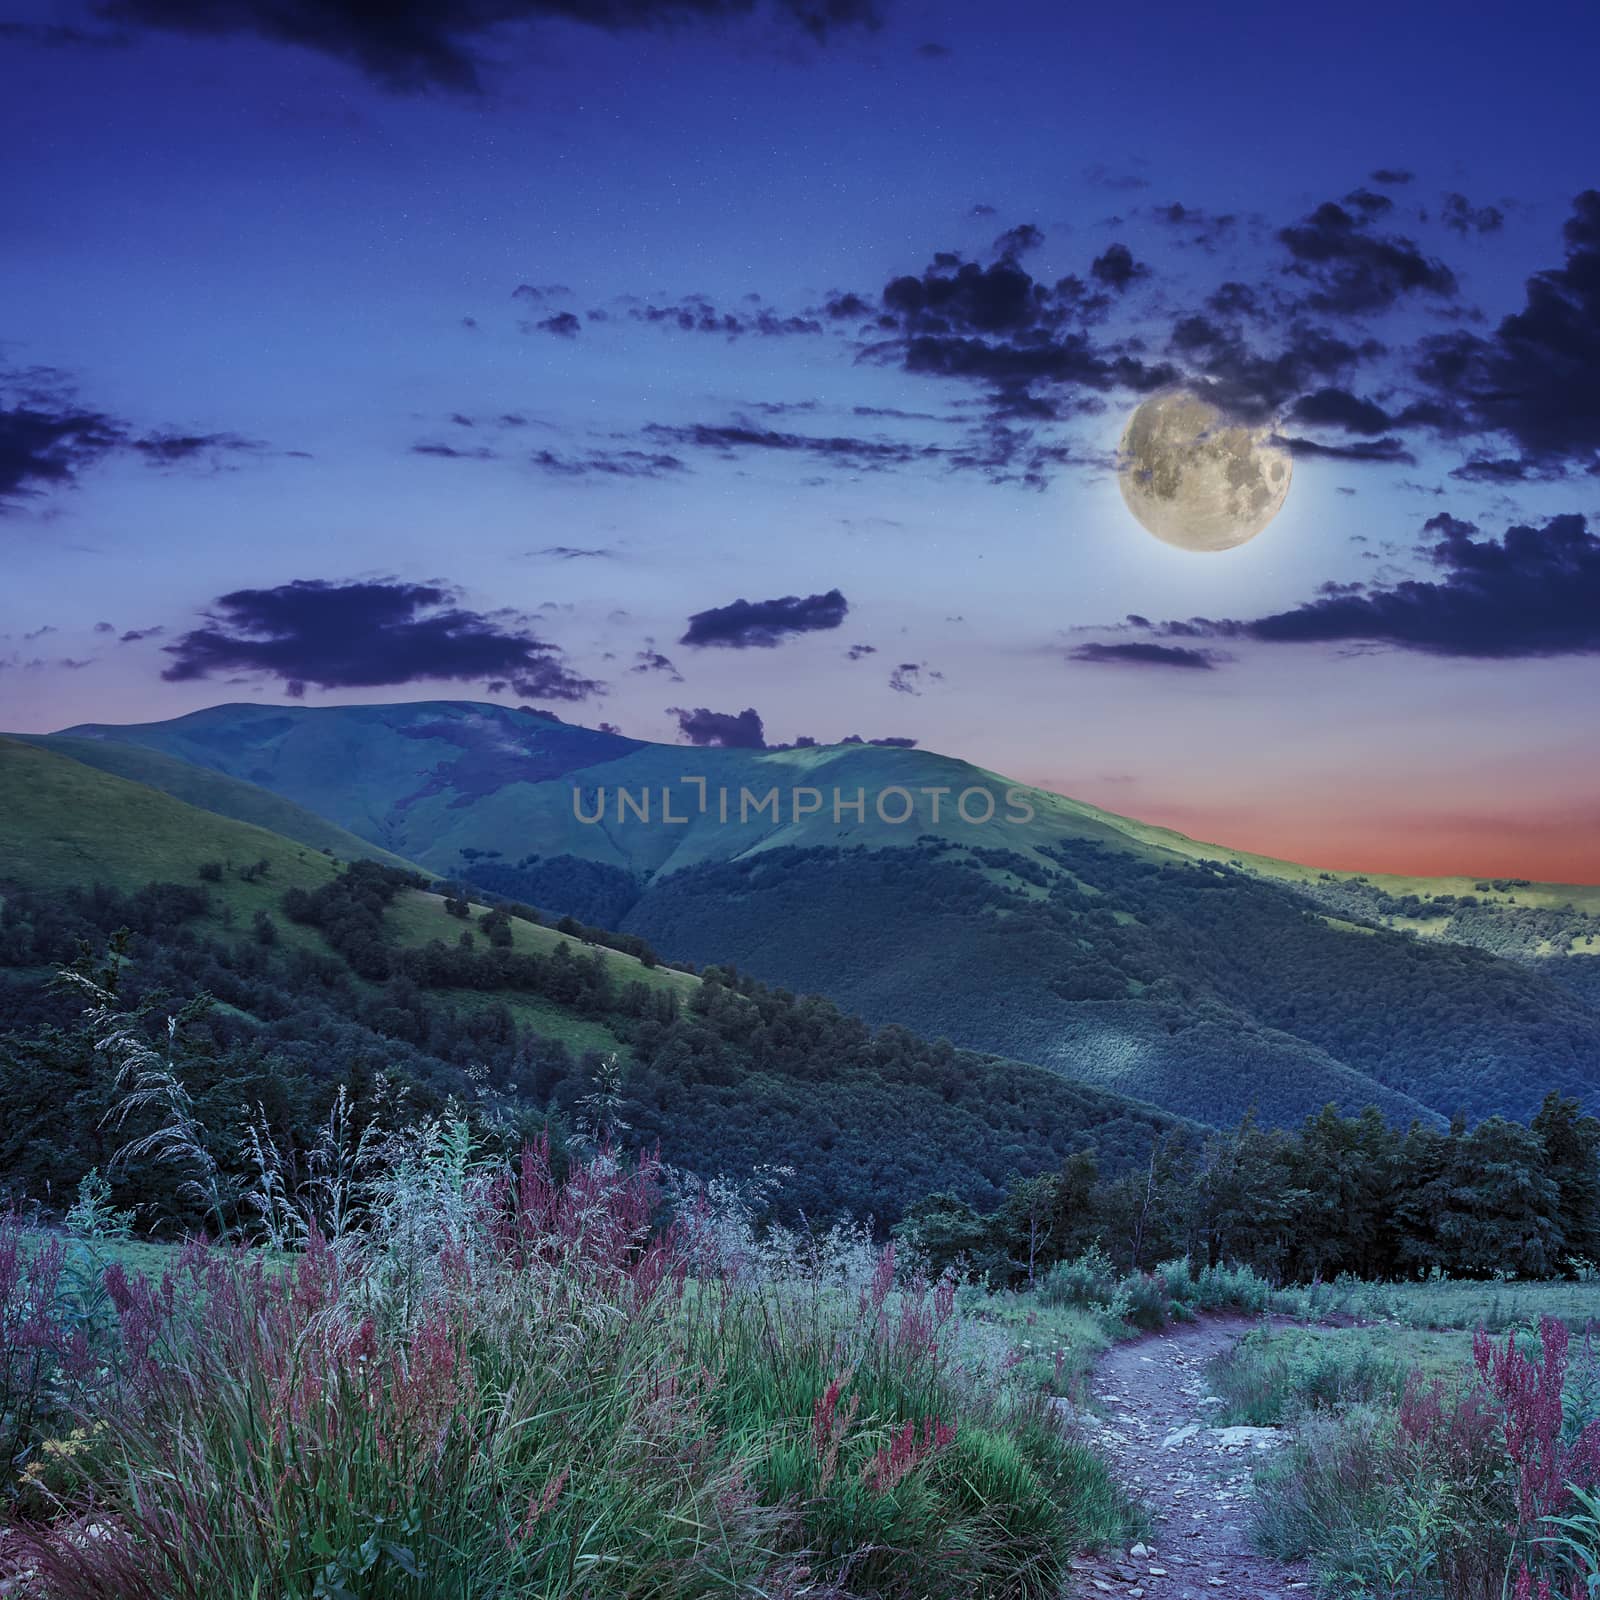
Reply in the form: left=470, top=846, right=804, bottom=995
left=430, top=987, right=631, bottom=1059
left=1205, top=1324, right=1468, bottom=1427
left=1336, top=1277, right=1600, bottom=1333
left=960, top=1295, right=1115, bottom=1402
left=16, top=1122, right=1600, bottom=1600
left=16, top=1232, right=179, bottom=1284
left=385, top=890, right=697, bottom=1000
left=1228, top=1314, right=1600, bottom=1596
left=1, top=1146, right=1141, bottom=1599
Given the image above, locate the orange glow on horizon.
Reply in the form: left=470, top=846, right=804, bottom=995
left=1029, top=777, right=1600, bottom=888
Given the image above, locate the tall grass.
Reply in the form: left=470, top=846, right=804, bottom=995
left=1207, top=1326, right=1412, bottom=1427
left=1, top=1138, right=1138, bottom=1599
left=1245, top=1318, right=1600, bottom=1598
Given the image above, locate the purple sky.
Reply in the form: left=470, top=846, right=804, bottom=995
left=4, top=0, right=1600, bottom=880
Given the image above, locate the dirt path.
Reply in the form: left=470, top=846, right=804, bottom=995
left=1067, top=1317, right=1314, bottom=1599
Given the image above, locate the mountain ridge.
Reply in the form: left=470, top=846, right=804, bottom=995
left=34, top=699, right=1600, bottom=1130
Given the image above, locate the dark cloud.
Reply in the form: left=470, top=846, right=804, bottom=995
left=535, top=310, right=582, bottom=337
left=569, top=184, right=1554, bottom=493
left=528, top=446, right=686, bottom=479
left=631, top=648, right=683, bottom=681
left=1340, top=187, right=1394, bottom=221
left=914, top=39, right=948, bottom=57
left=626, top=295, right=823, bottom=337
left=1069, top=641, right=1224, bottom=670
left=1289, top=387, right=1393, bottom=435
left=560, top=184, right=1506, bottom=491
left=1440, top=192, right=1505, bottom=237
left=1159, top=513, right=1600, bottom=659
left=162, top=578, right=602, bottom=698
left=533, top=544, right=617, bottom=559
left=642, top=420, right=936, bottom=470
left=1151, top=202, right=1240, bottom=252
left=863, top=250, right=1175, bottom=429
left=0, top=368, right=257, bottom=512
left=1412, top=192, right=1600, bottom=470
left=412, top=441, right=498, bottom=460
left=130, top=430, right=262, bottom=464
left=881, top=255, right=1062, bottom=334
left=1205, top=281, right=1264, bottom=319
left=1370, top=168, right=1414, bottom=186
left=1089, top=242, right=1147, bottom=291
left=1277, top=435, right=1415, bottom=465
left=845, top=642, right=876, bottom=660
left=824, top=292, right=874, bottom=321
left=1449, top=456, right=1542, bottom=484
left=670, top=705, right=766, bottom=748
left=850, top=404, right=945, bottom=421
left=993, top=223, right=1044, bottom=260
left=96, top=0, right=884, bottom=93
left=838, top=732, right=917, bottom=747
left=887, top=660, right=941, bottom=694
left=119, top=626, right=164, bottom=643
left=969, top=202, right=997, bottom=218
left=1167, top=315, right=1383, bottom=424
left=0, top=392, right=126, bottom=509
left=942, top=424, right=1110, bottom=489
left=749, top=399, right=820, bottom=415
left=681, top=587, right=848, bottom=648
left=1278, top=197, right=1457, bottom=314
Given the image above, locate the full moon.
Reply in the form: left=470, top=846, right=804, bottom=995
left=1117, top=389, right=1292, bottom=552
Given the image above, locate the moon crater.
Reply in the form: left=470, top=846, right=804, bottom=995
left=1117, top=390, right=1292, bottom=552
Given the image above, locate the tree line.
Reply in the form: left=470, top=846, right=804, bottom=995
left=896, top=1098, right=1600, bottom=1288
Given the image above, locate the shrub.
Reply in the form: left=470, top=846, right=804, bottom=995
left=1193, top=1260, right=1272, bottom=1314
left=1, top=1217, right=109, bottom=1498
left=1038, top=1246, right=1119, bottom=1311
left=1120, top=1273, right=1172, bottom=1331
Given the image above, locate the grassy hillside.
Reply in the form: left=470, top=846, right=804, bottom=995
left=0, top=736, right=686, bottom=1011
left=0, top=735, right=1187, bottom=1223
left=13, top=733, right=421, bottom=870
left=0, top=735, right=347, bottom=909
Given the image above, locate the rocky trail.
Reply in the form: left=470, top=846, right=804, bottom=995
left=1067, top=1317, right=1315, bottom=1600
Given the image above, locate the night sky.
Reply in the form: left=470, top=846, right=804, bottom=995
left=5, top=0, right=1600, bottom=880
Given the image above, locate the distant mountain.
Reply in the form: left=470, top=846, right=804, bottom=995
left=0, top=735, right=1182, bottom=1221
left=47, top=700, right=1600, bottom=1128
